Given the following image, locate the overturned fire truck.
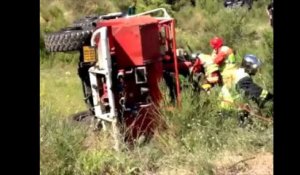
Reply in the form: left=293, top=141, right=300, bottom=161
left=44, top=8, right=192, bottom=142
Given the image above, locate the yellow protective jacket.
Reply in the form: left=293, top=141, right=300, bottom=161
left=219, top=67, right=249, bottom=109
left=219, top=67, right=272, bottom=109
left=198, top=53, right=220, bottom=83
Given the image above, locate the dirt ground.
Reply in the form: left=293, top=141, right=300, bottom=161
left=214, top=151, right=273, bottom=175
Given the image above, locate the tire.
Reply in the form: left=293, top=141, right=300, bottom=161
left=71, top=110, right=94, bottom=122
left=69, top=110, right=105, bottom=132
left=44, top=26, right=93, bottom=52
left=71, top=15, right=99, bottom=29
left=71, top=12, right=126, bottom=29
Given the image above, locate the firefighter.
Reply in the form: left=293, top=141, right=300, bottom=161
left=190, top=52, right=222, bottom=93
left=219, top=54, right=273, bottom=125
left=128, top=0, right=137, bottom=15
left=162, top=48, right=197, bottom=104
left=210, top=36, right=236, bottom=69
left=210, top=37, right=237, bottom=89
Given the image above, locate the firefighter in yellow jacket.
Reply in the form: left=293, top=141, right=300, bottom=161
left=210, top=37, right=237, bottom=87
left=219, top=54, right=273, bottom=125
left=190, top=52, right=222, bottom=93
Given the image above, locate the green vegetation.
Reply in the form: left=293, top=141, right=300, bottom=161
left=40, top=0, right=273, bottom=174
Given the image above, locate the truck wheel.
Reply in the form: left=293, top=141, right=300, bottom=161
left=70, top=110, right=94, bottom=123
left=44, top=26, right=93, bottom=52
left=71, top=15, right=99, bottom=29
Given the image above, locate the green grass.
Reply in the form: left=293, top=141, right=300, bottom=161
left=40, top=0, right=273, bottom=174
left=40, top=62, right=86, bottom=116
left=40, top=62, right=273, bottom=174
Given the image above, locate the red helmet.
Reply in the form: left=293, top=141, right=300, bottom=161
left=210, top=37, right=223, bottom=49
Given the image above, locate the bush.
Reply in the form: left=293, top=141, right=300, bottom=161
left=40, top=0, right=273, bottom=174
